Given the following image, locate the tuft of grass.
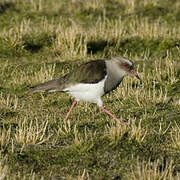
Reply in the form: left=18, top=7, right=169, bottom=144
left=105, top=118, right=147, bottom=144
left=14, top=117, right=52, bottom=145
left=0, top=127, right=11, bottom=149
left=127, top=158, right=180, bottom=180
left=0, top=156, right=8, bottom=180
left=170, top=122, right=180, bottom=151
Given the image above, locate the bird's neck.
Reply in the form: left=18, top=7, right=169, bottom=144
left=103, top=60, right=127, bottom=94
left=106, top=60, right=127, bottom=78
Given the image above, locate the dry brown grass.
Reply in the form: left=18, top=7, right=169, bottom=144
left=127, top=158, right=180, bottom=180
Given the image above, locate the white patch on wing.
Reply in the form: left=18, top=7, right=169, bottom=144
left=64, top=76, right=107, bottom=106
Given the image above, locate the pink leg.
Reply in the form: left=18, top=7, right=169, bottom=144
left=100, top=106, right=127, bottom=125
left=64, top=100, right=77, bottom=121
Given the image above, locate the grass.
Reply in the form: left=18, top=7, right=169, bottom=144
left=0, top=0, right=180, bottom=179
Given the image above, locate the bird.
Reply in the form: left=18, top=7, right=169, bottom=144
left=30, top=56, right=141, bottom=124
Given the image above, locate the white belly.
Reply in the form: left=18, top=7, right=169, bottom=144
left=64, top=77, right=106, bottom=106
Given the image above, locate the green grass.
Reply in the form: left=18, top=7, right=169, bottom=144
left=0, top=0, right=180, bottom=179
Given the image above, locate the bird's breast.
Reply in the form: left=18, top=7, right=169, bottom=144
left=104, top=73, right=124, bottom=94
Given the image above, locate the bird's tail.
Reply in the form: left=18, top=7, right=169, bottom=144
left=30, top=78, right=64, bottom=93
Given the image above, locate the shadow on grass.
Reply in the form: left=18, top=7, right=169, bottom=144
left=0, top=2, right=16, bottom=14
left=87, top=40, right=111, bottom=54
left=22, top=33, right=56, bottom=53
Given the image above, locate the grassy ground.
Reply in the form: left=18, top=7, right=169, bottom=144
left=0, top=0, right=180, bottom=179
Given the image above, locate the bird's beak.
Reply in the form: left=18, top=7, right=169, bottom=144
left=129, top=69, right=141, bottom=80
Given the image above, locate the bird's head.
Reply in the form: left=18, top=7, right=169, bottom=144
left=114, top=56, right=141, bottom=80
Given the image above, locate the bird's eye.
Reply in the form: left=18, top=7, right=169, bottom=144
left=124, top=63, right=129, bottom=67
